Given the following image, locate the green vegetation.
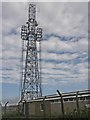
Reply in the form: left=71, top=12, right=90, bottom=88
left=62, top=108, right=89, bottom=118
left=1, top=108, right=90, bottom=120
left=2, top=107, right=22, bottom=118
left=2, top=111, right=21, bottom=118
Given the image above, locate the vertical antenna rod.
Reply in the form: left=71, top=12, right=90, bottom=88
left=21, top=4, right=42, bottom=101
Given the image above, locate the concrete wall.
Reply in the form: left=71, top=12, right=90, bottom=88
left=51, top=102, right=62, bottom=116
left=64, top=101, right=77, bottom=113
left=29, top=102, right=35, bottom=116
left=28, top=100, right=89, bottom=117
left=29, top=101, right=51, bottom=117
left=79, top=100, right=88, bottom=110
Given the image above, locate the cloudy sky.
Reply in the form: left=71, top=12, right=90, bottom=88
left=1, top=0, right=89, bottom=104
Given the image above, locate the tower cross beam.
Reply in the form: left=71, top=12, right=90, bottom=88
left=21, top=4, right=42, bottom=101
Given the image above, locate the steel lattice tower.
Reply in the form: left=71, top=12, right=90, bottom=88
left=21, top=4, right=42, bottom=101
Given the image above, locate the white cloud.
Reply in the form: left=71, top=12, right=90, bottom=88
left=42, top=52, right=78, bottom=61
left=42, top=36, right=88, bottom=53
left=2, top=2, right=27, bottom=35
left=1, top=2, right=88, bottom=92
left=37, top=2, right=88, bottom=36
left=41, top=61, right=88, bottom=86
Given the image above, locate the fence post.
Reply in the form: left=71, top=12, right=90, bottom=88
left=43, top=96, right=46, bottom=118
left=23, top=100, right=28, bottom=117
left=0, top=103, right=2, bottom=120
left=57, top=90, right=64, bottom=117
left=4, top=101, right=9, bottom=115
left=76, top=91, right=80, bottom=115
left=18, top=100, right=22, bottom=115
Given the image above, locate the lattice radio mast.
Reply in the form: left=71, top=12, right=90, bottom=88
left=21, top=4, right=42, bottom=101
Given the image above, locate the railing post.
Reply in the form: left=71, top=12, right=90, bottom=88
left=57, top=90, right=64, bottom=117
